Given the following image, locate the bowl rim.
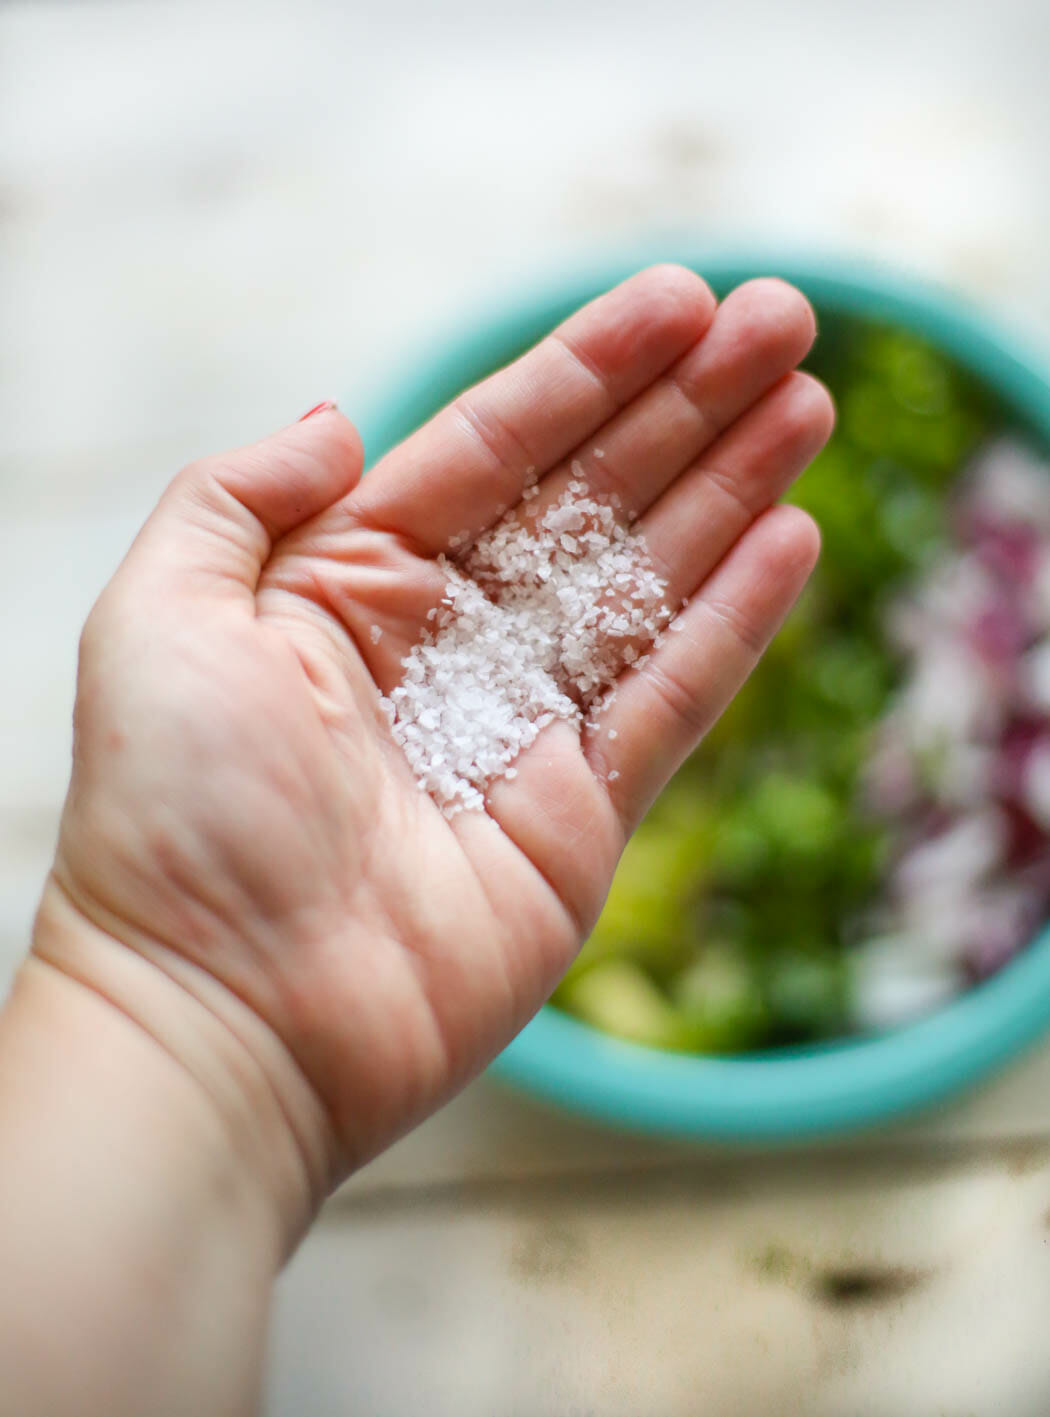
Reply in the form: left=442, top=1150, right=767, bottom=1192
left=357, top=246, right=1050, bottom=1140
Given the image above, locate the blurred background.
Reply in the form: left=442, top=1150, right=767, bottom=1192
left=3, top=1, right=1050, bottom=1413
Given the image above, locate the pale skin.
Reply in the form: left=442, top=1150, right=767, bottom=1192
left=0, top=267, right=833, bottom=1416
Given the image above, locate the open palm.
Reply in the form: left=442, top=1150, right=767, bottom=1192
left=45, top=267, right=832, bottom=1180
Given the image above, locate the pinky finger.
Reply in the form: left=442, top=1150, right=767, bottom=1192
left=588, top=503, right=821, bottom=833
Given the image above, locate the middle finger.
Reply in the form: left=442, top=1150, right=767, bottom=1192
left=515, top=277, right=818, bottom=530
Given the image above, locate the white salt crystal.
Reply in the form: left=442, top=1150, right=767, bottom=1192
left=608, top=769, right=620, bottom=781
left=369, top=625, right=383, bottom=644
left=380, top=479, right=672, bottom=815
left=593, top=448, right=605, bottom=459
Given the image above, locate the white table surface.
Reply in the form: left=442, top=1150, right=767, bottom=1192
left=3, top=2, right=1050, bottom=1412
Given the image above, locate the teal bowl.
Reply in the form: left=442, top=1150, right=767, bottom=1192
left=357, top=248, right=1050, bottom=1141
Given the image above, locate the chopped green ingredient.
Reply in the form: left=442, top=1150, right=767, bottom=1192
left=555, top=960, right=696, bottom=1050
left=555, top=314, right=1003, bottom=1051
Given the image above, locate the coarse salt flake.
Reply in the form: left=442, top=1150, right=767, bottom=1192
left=380, top=480, right=672, bottom=815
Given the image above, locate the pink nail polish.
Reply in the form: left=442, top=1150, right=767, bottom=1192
left=298, top=400, right=337, bottom=421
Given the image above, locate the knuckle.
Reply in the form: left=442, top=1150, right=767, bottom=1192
left=645, top=658, right=710, bottom=740
left=169, top=457, right=223, bottom=520
left=699, top=459, right=755, bottom=522
left=701, top=593, right=766, bottom=656
left=174, top=456, right=212, bottom=492
left=453, top=391, right=534, bottom=472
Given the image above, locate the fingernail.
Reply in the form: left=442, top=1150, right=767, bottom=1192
left=298, top=400, right=338, bottom=421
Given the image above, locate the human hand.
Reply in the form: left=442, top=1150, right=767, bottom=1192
left=34, top=267, right=832, bottom=1230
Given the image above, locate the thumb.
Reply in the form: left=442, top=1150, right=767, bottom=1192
left=119, top=403, right=364, bottom=598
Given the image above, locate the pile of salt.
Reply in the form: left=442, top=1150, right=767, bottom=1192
left=381, top=479, right=673, bottom=815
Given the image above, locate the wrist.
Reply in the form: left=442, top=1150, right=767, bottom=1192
left=0, top=934, right=288, bottom=1414
left=30, top=874, right=340, bottom=1259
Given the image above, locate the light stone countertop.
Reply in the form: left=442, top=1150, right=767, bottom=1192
left=3, top=2, right=1050, bottom=1412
